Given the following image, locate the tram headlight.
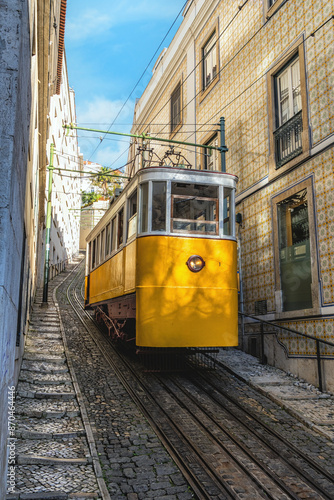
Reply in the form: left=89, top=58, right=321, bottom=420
left=186, top=255, right=205, bottom=273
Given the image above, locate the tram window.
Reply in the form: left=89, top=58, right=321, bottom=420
left=171, top=182, right=218, bottom=234
left=223, top=188, right=232, bottom=235
left=100, top=229, right=105, bottom=262
left=140, top=183, right=148, bottom=233
left=111, top=217, right=116, bottom=252
left=152, top=182, right=166, bottom=232
left=105, top=223, right=111, bottom=256
left=91, top=239, right=96, bottom=269
left=127, top=190, right=137, bottom=239
left=96, top=235, right=100, bottom=265
left=118, top=208, right=124, bottom=247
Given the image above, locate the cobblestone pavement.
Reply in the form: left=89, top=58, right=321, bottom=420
left=6, top=265, right=106, bottom=500
left=216, top=348, right=334, bottom=442
left=7, top=261, right=334, bottom=499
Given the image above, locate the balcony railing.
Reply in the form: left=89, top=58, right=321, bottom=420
left=274, top=110, right=303, bottom=169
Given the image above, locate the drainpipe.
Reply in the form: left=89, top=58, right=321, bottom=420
left=42, top=143, right=54, bottom=304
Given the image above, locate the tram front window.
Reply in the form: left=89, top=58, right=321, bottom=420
left=171, top=183, right=218, bottom=234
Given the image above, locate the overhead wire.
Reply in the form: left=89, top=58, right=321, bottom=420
left=86, top=0, right=189, bottom=162
left=105, top=0, right=251, bottom=168
left=71, top=2, right=332, bottom=170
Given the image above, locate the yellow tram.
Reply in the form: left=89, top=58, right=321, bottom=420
left=85, top=166, right=238, bottom=348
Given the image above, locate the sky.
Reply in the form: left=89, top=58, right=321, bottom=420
left=65, top=0, right=186, bottom=171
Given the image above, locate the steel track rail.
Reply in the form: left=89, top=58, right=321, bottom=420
left=159, top=374, right=333, bottom=500
left=64, top=263, right=229, bottom=499
left=201, top=356, right=334, bottom=491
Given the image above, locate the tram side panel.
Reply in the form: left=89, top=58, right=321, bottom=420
left=135, top=235, right=238, bottom=348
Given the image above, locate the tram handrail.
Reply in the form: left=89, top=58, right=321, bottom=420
left=238, top=311, right=334, bottom=392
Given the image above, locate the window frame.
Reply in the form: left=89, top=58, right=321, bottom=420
left=267, top=39, right=310, bottom=180
left=264, top=0, right=285, bottom=19
left=202, top=133, right=219, bottom=171
left=170, top=81, right=182, bottom=136
left=199, top=23, right=219, bottom=103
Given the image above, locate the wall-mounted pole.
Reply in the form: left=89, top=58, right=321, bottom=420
left=42, top=143, right=54, bottom=304
left=219, top=117, right=228, bottom=173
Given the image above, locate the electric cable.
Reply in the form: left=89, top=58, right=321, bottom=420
left=86, top=0, right=189, bottom=162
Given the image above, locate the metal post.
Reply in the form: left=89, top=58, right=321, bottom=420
left=219, top=117, right=228, bottom=173
left=42, top=143, right=54, bottom=304
left=260, top=323, right=265, bottom=365
left=316, top=339, right=323, bottom=392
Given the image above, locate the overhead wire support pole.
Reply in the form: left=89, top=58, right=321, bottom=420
left=42, top=143, right=54, bottom=304
left=219, top=117, right=228, bottom=173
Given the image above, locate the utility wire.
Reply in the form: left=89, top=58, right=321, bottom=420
left=87, top=0, right=189, bottom=162
left=106, top=0, right=251, bottom=168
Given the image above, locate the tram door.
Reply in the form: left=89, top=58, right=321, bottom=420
left=277, top=189, right=312, bottom=311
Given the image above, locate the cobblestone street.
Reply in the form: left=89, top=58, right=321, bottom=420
left=7, top=261, right=334, bottom=499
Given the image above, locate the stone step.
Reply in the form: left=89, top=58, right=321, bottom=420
left=15, top=396, right=80, bottom=418
left=7, top=490, right=100, bottom=499
left=17, top=430, right=85, bottom=439
left=16, top=416, right=84, bottom=437
left=23, top=353, right=66, bottom=363
left=27, top=332, right=62, bottom=340
left=25, top=343, right=64, bottom=352
left=21, top=360, right=69, bottom=373
left=17, top=456, right=89, bottom=466
left=17, top=389, right=76, bottom=401
left=19, top=370, right=72, bottom=385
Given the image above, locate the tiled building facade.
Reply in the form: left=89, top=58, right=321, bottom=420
left=129, top=0, right=334, bottom=389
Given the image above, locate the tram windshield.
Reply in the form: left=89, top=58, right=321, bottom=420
left=171, top=183, right=218, bottom=235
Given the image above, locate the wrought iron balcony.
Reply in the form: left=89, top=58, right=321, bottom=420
left=274, top=110, right=303, bottom=169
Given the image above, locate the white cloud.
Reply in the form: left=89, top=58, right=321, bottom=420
left=76, top=96, right=135, bottom=126
left=75, top=96, right=134, bottom=168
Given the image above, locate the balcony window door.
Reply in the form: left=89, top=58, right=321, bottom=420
left=274, top=58, right=302, bottom=168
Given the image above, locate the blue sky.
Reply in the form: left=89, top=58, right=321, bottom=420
left=65, top=0, right=185, bottom=170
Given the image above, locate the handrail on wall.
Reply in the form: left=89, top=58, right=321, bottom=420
left=238, top=311, right=334, bottom=392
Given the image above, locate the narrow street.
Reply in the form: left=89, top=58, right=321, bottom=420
left=8, top=260, right=334, bottom=499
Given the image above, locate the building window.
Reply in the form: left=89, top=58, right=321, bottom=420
left=171, top=82, right=182, bottom=133
left=203, top=33, right=217, bottom=90
left=265, top=0, right=285, bottom=18
left=267, top=40, right=309, bottom=178
left=203, top=134, right=219, bottom=171
left=274, top=57, right=302, bottom=168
